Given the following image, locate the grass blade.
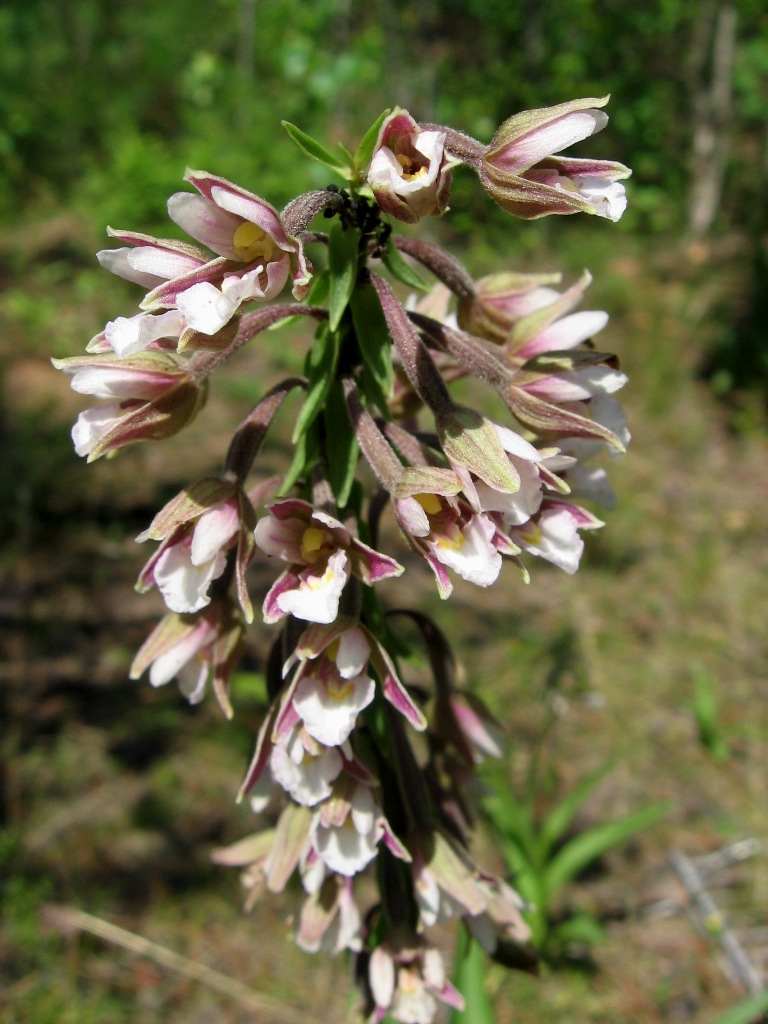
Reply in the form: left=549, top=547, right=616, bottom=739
left=543, top=801, right=670, bottom=899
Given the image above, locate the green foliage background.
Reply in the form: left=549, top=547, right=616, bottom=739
left=1, top=0, right=766, bottom=234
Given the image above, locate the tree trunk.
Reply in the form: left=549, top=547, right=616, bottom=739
left=687, top=4, right=738, bottom=239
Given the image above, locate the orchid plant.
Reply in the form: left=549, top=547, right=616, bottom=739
left=55, top=96, right=631, bottom=1023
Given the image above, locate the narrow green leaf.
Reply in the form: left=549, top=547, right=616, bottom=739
left=280, top=428, right=318, bottom=495
left=449, top=928, right=496, bottom=1024
left=706, top=990, right=768, bottom=1024
left=350, top=282, right=394, bottom=398
left=382, top=238, right=430, bottom=293
left=324, top=378, right=359, bottom=508
left=543, top=801, right=670, bottom=900
left=354, top=108, right=390, bottom=174
left=335, top=140, right=355, bottom=164
left=281, top=121, right=354, bottom=178
left=292, top=324, right=339, bottom=443
left=549, top=910, right=605, bottom=949
left=539, top=758, right=617, bottom=859
left=484, top=790, right=540, bottom=866
left=328, top=222, right=360, bottom=330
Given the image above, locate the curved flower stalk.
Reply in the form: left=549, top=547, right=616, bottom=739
left=56, top=98, right=632, bottom=1021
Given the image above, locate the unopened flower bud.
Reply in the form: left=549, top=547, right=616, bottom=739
left=480, top=97, right=631, bottom=221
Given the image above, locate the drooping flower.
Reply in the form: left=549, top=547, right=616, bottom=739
left=129, top=599, right=245, bottom=714
left=132, top=171, right=311, bottom=336
left=277, top=619, right=426, bottom=737
left=295, top=874, right=363, bottom=955
left=135, top=475, right=257, bottom=621
left=512, top=500, right=604, bottom=574
left=368, top=109, right=454, bottom=223
left=255, top=499, right=403, bottom=625
left=312, top=776, right=409, bottom=878
left=393, top=466, right=504, bottom=598
left=480, top=97, right=631, bottom=221
left=367, top=938, right=464, bottom=1024
left=53, top=350, right=207, bottom=461
left=457, top=270, right=563, bottom=344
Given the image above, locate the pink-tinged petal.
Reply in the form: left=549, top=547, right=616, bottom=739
left=153, top=543, right=227, bottom=613
left=294, top=671, right=375, bottom=746
left=473, top=460, right=543, bottom=524
left=167, top=192, right=243, bottom=258
left=210, top=185, right=290, bottom=247
left=262, top=569, right=302, bottom=624
left=369, top=946, right=396, bottom=1010
left=349, top=537, right=404, bottom=584
left=395, top=496, right=431, bottom=537
left=422, top=548, right=455, bottom=600
left=428, top=514, right=502, bottom=588
left=489, top=109, right=608, bottom=175
left=276, top=550, right=349, bottom=624
left=380, top=819, right=412, bottom=862
left=524, top=365, right=627, bottom=403
left=148, top=619, right=214, bottom=687
left=191, top=500, right=240, bottom=564
left=175, top=280, right=240, bottom=336
left=104, top=310, right=183, bottom=358
left=367, top=634, right=427, bottom=731
left=96, top=247, right=165, bottom=289
left=71, top=406, right=121, bottom=457
left=546, top=500, right=604, bottom=530
left=436, top=981, right=465, bottom=1012
left=140, top=256, right=229, bottom=312
left=493, top=422, right=541, bottom=461
left=68, top=365, right=180, bottom=400
left=335, top=627, right=370, bottom=679
left=520, top=309, right=609, bottom=357
left=185, top=170, right=293, bottom=251
left=125, top=245, right=205, bottom=280
left=451, top=693, right=505, bottom=760
left=254, top=513, right=304, bottom=561
left=271, top=740, right=343, bottom=807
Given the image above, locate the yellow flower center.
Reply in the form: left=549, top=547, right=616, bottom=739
left=414, top=492, right=442, bottom=516
left=397, top=153, right=428, bottom=182
left=232, top=221, right=276, bottom=263
left=328, top=676, right=354, bottom=702
left=435, top=523, right=464, bottom=553
left=517, top=523, right=542, bottom=545
left=326, top=639, right=340, bottom=661
left=301, top=526, right=329, bottom=562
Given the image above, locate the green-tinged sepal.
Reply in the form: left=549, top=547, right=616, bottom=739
left=437, top=406, right=520, bottom=492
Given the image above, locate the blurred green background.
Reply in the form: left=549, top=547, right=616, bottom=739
left=2, top=1, right=767, bottom=1022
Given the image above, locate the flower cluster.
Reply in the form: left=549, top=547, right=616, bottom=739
left=56, top=100, right=630, bottom=1022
